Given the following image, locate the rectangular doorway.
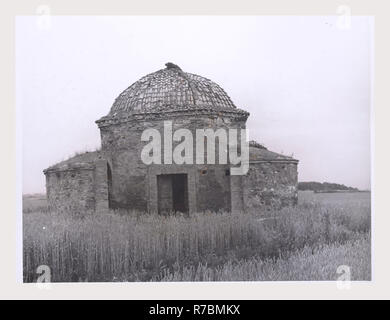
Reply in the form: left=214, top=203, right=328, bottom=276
left=157, top=173, right=188, bottom=215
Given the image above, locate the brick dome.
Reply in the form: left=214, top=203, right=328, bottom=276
left=108, top=62, right=247, bottom=116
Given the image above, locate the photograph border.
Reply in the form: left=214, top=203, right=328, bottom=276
left=1, top=0, right=388, bottom=299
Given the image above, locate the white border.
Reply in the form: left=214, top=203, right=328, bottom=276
left=1, top=0, right=389, bottom=300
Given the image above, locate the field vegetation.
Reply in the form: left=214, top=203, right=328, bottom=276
left=23, top=191, right=371, bottom=282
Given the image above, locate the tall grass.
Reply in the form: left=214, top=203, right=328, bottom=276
left=23, top=195, right=370, bottom=282
left=157, top=233, right=371, bottom=281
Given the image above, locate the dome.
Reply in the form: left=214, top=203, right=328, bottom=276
left=108, top=63, right=247, bottom=117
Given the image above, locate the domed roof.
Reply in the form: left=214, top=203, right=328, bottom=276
left=107, top=63, right=247, bottom=117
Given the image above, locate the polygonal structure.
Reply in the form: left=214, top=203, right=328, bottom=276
left=44, top=63, right=298, bottom=214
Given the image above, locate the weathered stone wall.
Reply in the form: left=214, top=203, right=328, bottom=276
left=94, top=159, right=109, bottom=213
left=45, top=167, right=96, bottom=214
left=98, top=112, right=246, bottom=213
left=44, top=63, right=300, bottom=215
left=243, top=161, right=298, bottom=211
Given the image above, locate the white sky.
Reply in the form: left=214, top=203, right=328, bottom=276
left=16, top=16, right=372, bottom=193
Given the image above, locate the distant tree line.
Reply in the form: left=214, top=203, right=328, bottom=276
left=298, top=181, right=359, bottom=192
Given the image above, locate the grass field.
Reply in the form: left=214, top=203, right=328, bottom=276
left=22, top=191, right=371, bottom=282
left=157, top=233, right=371, bottom=281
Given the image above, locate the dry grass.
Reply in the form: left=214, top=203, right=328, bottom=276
left=23, top=192, right=371, bottom=282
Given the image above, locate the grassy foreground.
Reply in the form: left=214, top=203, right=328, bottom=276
left=157, top=233, right=371, bottom=281
left=23, top=192, right=371, bottom=282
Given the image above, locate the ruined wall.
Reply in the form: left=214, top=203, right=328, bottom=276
left=243, top=161, right=298, bottom=211
left=45, top=167, right=96, bottom=213
left=98, top=112, right=246, bottom=213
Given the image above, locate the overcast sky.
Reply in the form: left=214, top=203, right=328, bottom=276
left=16, top=16, right=372, bottom=193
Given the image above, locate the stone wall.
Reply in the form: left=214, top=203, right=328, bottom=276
left=98, top=111, right=247, bottom=213
left=196, top=165, right=231, bottom=212
left=147, top=164, right=197, bottom=214
left=243, top=161, right=298, bottom=211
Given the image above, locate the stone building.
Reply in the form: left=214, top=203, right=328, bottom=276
left=44, top=63, right=298, bottom=214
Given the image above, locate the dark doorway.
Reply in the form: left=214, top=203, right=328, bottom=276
left=157, top=174, right=188, bottom=215
left=171, top=174, right=188, bottom=213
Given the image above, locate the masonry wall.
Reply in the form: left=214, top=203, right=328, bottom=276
left=243, top=161, right=298, bottom=211
left=157, top=174, right=174, bottom=213
left=45, top=168, right=96, bottom=213
left=99, top=113, right=246, bottom=213
left=196, top=164, right=231, bottom=212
